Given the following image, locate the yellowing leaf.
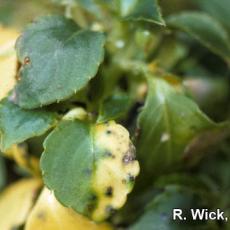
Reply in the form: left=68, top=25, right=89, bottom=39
left=92, top=121, right=140, bottom=221
left=25, top=188, right=112, bottom=230
left=0, top=26, right=19, bottom=100
left=0, top=179, right=42, bottom=230
left=41, top=120, right=140, bottom=221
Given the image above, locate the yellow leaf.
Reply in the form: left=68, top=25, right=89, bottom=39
left=25, top=188, right=112, bottom=230
left=0, top=179, right=42, bottom=230
left=0, top=26, right=19, bottom=100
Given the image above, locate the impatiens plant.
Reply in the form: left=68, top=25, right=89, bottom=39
left=0, top=0, right=230, bottom=229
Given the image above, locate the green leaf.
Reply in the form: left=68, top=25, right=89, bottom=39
left=136, top=77, right=229, bottom=176
left=196, top=0, right=230, bottom=36
left=41, top=120, right=139, bottom=221
left=130, top=185, right=217, bottom=230
left=117, top=0, right=165, bottom=26
left=0, top=99, right=56, bottom=152
left=98, top=91, right=131, bottom=123
left=15, top=15, right=105, bottom=109
left=167, top=12, right=230, bottom=62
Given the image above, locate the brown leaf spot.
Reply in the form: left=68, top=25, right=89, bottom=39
left=24, top=57, right=31, bottom=65
left=37, top=211, right=46, bottom=221
left=105, top=186, right=113, bottom=197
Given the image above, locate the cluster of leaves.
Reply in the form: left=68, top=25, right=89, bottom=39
left=0, top=0, right=230, bottom=229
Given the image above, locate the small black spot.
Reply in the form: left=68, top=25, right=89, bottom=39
left=106, top=130, right=112, bottom=135
left=127, top=174, right=135, bottom=182
left=87, top=194, right=97, bottom=213
left=105, top=186, right=113, bottom=197
left=87, top=203, right=96, bottom=213
left=104, top=151, right=115, bottom=158
left=89, top=194, right=97, bottom=201
left=105, top=205, right=116, bottom=215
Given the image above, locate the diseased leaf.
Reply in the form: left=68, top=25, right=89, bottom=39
left=15, top=15, right=105, bottom=109
left=130, top=185, right=217, bottom=230
left=136, top=77, right=229, bottom=177
left=0, top=99, right=57, bottom=152
left=41, top=120, right=139, bottom=221
left=167, top=12, right=230, bottom=62
left=0, top=26, right=18, bottom=100
left=25, top=187, right=112, bottom=230
left=0, top=179, right=41, bottom=230
left=117, top=0, right=165, bottom=25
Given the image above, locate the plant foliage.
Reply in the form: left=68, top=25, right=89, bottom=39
left=0, top=0, right=229, bottom=229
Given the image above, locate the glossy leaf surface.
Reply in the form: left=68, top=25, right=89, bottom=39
left=15, top=15, right=105, bottom=108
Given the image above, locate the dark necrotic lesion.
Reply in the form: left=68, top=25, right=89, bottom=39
left=87, top=194, right=98, bottom=213
left=105, top=186, right=113, bottom=197
left=105, top=205, right=116, bottom=215
left=104, top=151, right=115, bottom=158
left=122, top=143, right=136, bottom=164
left=122, top=153, right=135, bottom=164
left=106, top=129, right=112, bottom=135
left=122, top=173, right=135, bottom=185
left=127, top=173, right=135, bottom=182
